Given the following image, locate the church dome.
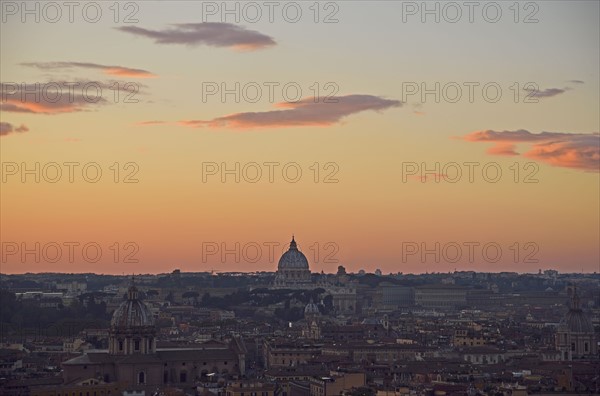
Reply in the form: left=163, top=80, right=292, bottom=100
left=560, top=310, right=594, bottom=333
left=111, top=284, right=155, bottom=329
left=278, top=237, right=309, bottom=270
left=558, top=291, right=594, bottom=334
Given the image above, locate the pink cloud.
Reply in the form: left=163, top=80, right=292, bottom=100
left=22, top=62, right=156, bottom=78
left=1, top=81, right=119, bottom=114
left=135, top=120, right=168, bottom=126
left=524, top=136, right=600, bottom=171
left=486, top=143, right=519, bottom=156
left=463, top=129, right=599, bottom=172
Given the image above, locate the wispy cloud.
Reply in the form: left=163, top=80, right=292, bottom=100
left=21, top=62, right=156, bottom=78
left=463, top=129, right=600, bottom=172
left=116, top=23, right=276, bottom=50
left=0, top=122, right=29, bottom=137
left=1, top=81, right=110, bottom=114
left=178, top=95, right=401, bottom=129
left=135, top=120, right=168, bottom=126
left=528, top=87, right=567, bottom=98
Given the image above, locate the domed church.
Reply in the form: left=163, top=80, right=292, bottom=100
left=273, top=237, right=313, bottom=289
left=108, top=281, right=156, bottom=355
left=62, top=278, right=246, bottom=389
left=555, top=286, right=597, bottom=361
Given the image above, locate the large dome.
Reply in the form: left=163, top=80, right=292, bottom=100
left=111, top=285, right=155, bottom=329
left=278, top=237, right=309, bottom=270
left=558, top=291, right=594, bottom=334
left=560, top=310, right=594, bottom=333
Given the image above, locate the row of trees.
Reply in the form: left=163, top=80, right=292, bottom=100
left=0, top=290, right=110, bottom=341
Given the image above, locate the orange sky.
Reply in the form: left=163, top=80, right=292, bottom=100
left=1, top=1, right=599, bottom=274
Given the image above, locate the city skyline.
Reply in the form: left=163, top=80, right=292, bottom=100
left=1, top=2, right=599, bottom=391
left=1, top=1, right=599, bottom=275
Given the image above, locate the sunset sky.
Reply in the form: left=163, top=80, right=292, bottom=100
left=1, top=1, right=599, bottom=275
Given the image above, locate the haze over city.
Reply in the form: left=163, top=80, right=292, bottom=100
left=2, top=1, right=599, bottom=275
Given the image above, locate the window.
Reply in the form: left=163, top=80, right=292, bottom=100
left=164, top=371, right=169, bottom=383
left=118, top=341, right=123, bottom=351
left=585, top=342, right=589, bottom=352
left=134, top=340, right=140, bottom=351
left=138, top=371, right=146, bottom=384
left=180, top=371, right=187, bottom=383
left=571, top=343, right=575, bottom=351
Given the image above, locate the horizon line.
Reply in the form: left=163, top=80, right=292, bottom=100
left=1, top=270, right=597, bottom=277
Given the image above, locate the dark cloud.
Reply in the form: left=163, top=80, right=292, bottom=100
left=528, top=87, right=567, bottom=98
left=116, top=23, right=276, bottom=50
left=178, top=95, right=401, bottom=129
left=0, top=122, right=29, bottom=137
